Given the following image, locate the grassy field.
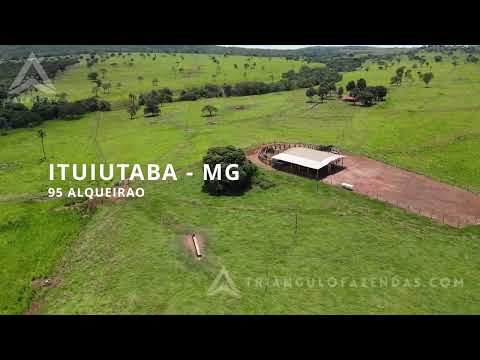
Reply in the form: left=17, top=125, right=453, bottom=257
left=1, top=51, right=480, bottom=314
left=51, top=53, right=315, bottom=105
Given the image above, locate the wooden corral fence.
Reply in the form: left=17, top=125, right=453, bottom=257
left=257, top=142, right=340, bottom=167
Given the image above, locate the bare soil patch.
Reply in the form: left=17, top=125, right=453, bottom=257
left=25, top=301, right=44, bottom=315
left=232, top=105, right=248, bottom=111
left=246, top=147, right=273, bottom=171
left=31, top=276, right=61, bottom=290
left=248, top=146, right=480, bottom=227
left=324, top=155, right=480, bottom=228
left=182, top=233, right=205, bottom=259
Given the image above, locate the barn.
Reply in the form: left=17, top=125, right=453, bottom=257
left=271, top=147, right=345, bottom=179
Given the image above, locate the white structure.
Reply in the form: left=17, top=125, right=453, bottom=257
left=272, top=147, right=344, bottom=177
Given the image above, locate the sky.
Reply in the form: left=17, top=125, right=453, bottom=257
left=220, top=45, right=420, bottom=50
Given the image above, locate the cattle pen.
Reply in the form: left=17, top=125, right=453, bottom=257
left=257, top=143, right=345, bottom=179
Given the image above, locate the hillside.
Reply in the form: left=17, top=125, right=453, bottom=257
left=0, top=45, right=408, bottom=59
left=50, top=53, right=317, bottom=104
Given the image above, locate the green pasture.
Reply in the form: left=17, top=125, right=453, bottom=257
left=51, top=53, right=315, bottom=105
left=1, top=51, right=480, bottom=314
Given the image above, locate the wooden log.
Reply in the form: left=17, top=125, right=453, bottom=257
left=192, top=233, right=202, bottom=258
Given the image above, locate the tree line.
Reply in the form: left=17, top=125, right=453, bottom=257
left=343, top=79, right=388, bottom=106
left=137, top=66, right=343, bottom=104
left=0, top=97, right=111, bottom=134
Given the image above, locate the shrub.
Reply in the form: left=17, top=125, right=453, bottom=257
left=8, top=110, right=43, bottom=128
left=202, top=146, right=257, bottom=195
left=179, top=90, right=199, bottom=101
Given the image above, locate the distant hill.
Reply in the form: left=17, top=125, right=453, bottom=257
left=0, top=45, right=407, bottom=59
left=296, top=45, right=406, bottom=56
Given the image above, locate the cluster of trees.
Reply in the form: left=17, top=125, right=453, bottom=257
left=202, top=146, right=257, bottom=195
left=309, top=55, right=365, bottom=72
left=390, top=66, right=434, bottom=87
left=281, top=66, right=342, bottom=88
left=141, top=88, right=172, bottom=117
left=390, top=66, right=409, bottom=86
left=88, top=70, right=115, bottom=96
left=138, top=88, right=173, bottom=106
left=305, top=83, right=337, bottom=103
left=466, top=55, right=479, bottom=63
left=0, top=97, right=111, bottom=132
left=125, top=88, right=174, bottom=118
left=179, top=84, right=224, bottom=101
left=344, top=79, right=388, bottom=106
left=174, top=66, right=342, bottom=102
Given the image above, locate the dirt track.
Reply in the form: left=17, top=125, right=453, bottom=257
left=324, top=155, right=480, bottom=227
left=248, top=147, right=480, bottom=228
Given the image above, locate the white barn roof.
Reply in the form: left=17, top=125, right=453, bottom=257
left=272, top=147, right=344, bottom=170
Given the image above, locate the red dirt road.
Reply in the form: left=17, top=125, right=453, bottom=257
left=324, top=155, right=480, bottom=228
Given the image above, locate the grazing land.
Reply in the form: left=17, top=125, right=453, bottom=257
left=1, top=49, right=480, bottom=314
left=52, top=53, right=315, bottom=105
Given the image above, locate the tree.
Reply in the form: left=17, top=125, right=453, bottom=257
left=346, top=80, right=356, bottom=92
left=202, top=146, right=257, bottom=195
left=337, top=86, right=344, bottom=98
left=373, top=86, right=387, bottom=101
left=390, top=75, right=402, bottom=86
left=0, top=116, right=9, bottom=135
left=350, top=88, right=360, bottom=105
left=328, top=83, right=336, bottom=96
left=202, top=105, right=218, bottom=117
left=144, top=99, right=160, bottom=117
left=100, top=68, right=108, bottom=78
left=37, top=129, right=47, bottom=160
left=317, top=84, right=329, bottom=102
left=126, top=94, right=138, bottom=120
left=396, top=66, right=406, bottom=76
left=422, top=72, right=434, bottom=87
left=102, top=82, right=111, bottom=94
left=306, top=87, right=316, bottom=102
left=405, top=69, right=413, bottom=82
left=88, top=72, right=99, bottom=81
left=358, top=90, right=375, bottom=107
left=356, top=78, right=367, bottom=90
left=157, top=92, right=171, bottom=107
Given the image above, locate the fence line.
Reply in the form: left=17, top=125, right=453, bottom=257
left=257, top=142, right=340, bottom=167
left=255, top=143, right=479, bottom=228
